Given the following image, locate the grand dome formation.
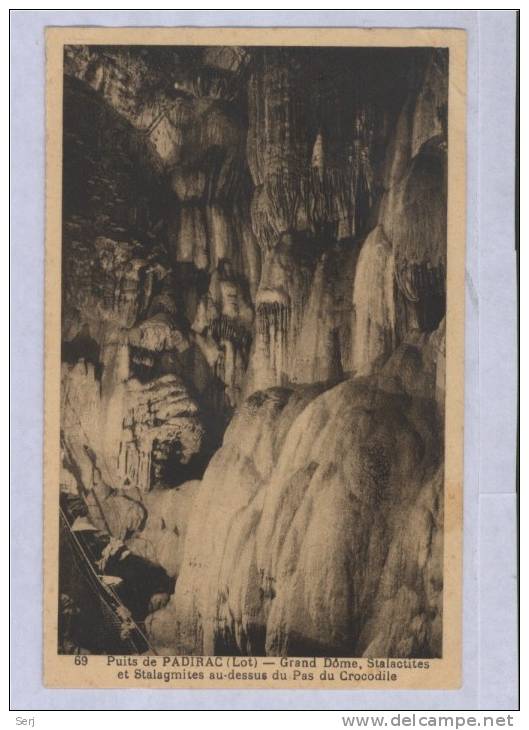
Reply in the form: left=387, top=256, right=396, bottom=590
left=59, top=44, right=448, bottom=658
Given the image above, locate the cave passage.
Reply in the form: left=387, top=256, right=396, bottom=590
left=59, top=43, right=447, bottom=658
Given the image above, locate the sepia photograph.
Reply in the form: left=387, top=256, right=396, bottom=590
left=42, top=26, right=466, bottom=689
left=8, top=7, right=521, bottom=717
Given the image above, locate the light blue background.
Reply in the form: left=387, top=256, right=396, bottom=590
left=10, top=9, right=518, bottom=711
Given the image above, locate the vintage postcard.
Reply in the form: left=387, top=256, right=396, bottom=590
left=44, top=26, right=466, bottom=689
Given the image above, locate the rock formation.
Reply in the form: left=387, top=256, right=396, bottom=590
left=59, top=45, right=448, bottom=658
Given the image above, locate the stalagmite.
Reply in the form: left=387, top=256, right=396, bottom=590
left=351, top=226, right=397, bottom=376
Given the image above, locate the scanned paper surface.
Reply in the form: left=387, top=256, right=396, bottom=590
left=44, top=26, right=466, bottom=689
